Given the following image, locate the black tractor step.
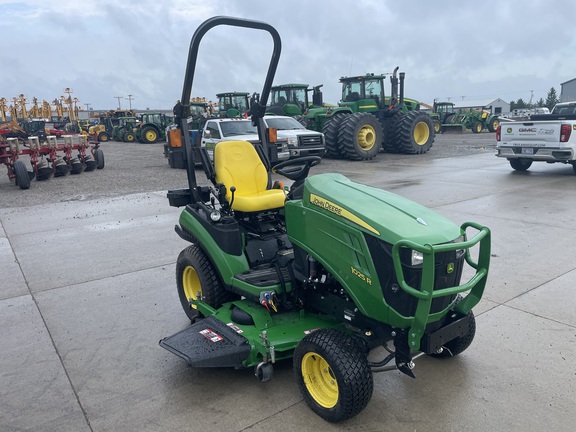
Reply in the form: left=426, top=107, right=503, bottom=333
left=234, top=266, right=291, bottom=287
left=159, top=316, right=250, bottom=368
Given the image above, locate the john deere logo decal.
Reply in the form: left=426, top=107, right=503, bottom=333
left=507, top=127, right=512, bottom=133
left=447, top=263, right=455, bottom=274
left=309, top=193, right=380, bottom=235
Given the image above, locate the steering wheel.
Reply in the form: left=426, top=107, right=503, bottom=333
left=272, top=156, right=321, bottom=182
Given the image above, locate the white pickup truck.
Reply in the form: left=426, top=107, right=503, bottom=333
left=496, top=102, right=576, bottom=173
left=201, top=118, right=290, bottom=162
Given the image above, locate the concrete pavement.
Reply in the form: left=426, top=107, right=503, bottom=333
left=2, top=152, right=575, bottom=431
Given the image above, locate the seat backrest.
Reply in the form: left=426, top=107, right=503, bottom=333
left=214, top=140, right=270, bottom=202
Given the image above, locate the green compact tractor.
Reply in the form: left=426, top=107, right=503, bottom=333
left=160, top=17, right=491, bottom=423
left=136, top=112, right=171, bottom=144
left=297, top=71, right=434, bottom=160
left=432, top=102, right=499, bottom=134
left=216, top=91, right=250, bottom=118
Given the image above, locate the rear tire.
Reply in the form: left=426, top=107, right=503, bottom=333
left=487, top=117, right=499, bottom=132
left=390, top=111, right=434, bottom=154
left=337, top=112, right=382, bottom=160
left=321, top=114, right=347, bottom=158
left=176, top=244, right=236, bottom=321
left=294, top=328, right=373, bottom=422
left=13, top=160, right=31, bottom=190
left=141, top=126, right=158, bottom=144
left=509, top=158, right=532, bottom=171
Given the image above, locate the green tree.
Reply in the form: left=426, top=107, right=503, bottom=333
left=536, top=98, right=545, bottom=107
left=545, top=87, right=559, bottom=110
left=510, top=98, right=528, bottom=111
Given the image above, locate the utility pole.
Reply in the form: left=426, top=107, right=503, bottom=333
left=114, top=96, right=122, bottom=109
left=125, top=94, right=134, bottom=110
left=84, top=103, right=91, bottom=111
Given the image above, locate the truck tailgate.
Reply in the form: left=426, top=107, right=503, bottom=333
left=500, top=122, right=562, bottom=146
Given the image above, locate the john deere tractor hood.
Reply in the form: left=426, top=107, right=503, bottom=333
left=301, top=173, right=461, bottom=245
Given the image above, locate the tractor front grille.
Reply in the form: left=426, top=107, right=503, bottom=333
left=365, top=235, right=465, bottom=319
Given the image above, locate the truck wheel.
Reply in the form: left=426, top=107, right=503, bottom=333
left=338, top=113, right=382, bottom=160
left=509, top=158, right=532, bottom=171
left=294, top=328, right=373, bottom=422
left=13, top=160, right=31, bottom=190
left=472, top=121, right=483, bottom=133
left=98, top=132, right=110, bottom=142
left=322, top=114, right=347, bottom=158
left=176, top=244, right=236, bottom=321
left=94, top=148, right=105, bottom=169
left=141, top=127, right=158, bottom=144
left=390, top=111, right=434, bottom=154
left=429, top=311, right=476, bottom=358
left=487, top=117, right=499, bottom=132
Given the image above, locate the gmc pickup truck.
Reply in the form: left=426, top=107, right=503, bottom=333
left=496, top=102, right=576, bottom=173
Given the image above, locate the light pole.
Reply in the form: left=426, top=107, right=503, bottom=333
left=114, top=96, right=123, bottom=109
left=126, top=94, right=134, bottom=110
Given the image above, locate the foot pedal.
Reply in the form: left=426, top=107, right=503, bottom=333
left=159, top=316, right=250, bottom=368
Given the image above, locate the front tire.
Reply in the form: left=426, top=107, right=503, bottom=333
left=294, top=328, right=373, bottom=422
left=176, top=244, right=235, bottom=321
left=429, top=311, right=476, bottom=358
left=509, top=158, right=532, bottom=171
left=98, top=132, right=110, bottom=142
left=472, top=121, right=483, bottom=133
left=337, top=112, right=382, bottom=160
left=321, top=114, right=347, bottom=158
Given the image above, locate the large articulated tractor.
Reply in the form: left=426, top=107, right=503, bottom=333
left=160, top=16, right=491, bottom=423
left=297, top=71, right=435, bottom=160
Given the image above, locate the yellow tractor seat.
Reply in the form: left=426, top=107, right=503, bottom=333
left=214, top=140, right=286, bottom=212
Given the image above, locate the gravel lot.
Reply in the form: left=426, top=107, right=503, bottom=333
left=0, top=132, right=496, bottom=208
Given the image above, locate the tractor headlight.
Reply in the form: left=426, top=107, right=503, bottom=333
left=411, top=250, right=424, bottom=266
left=455, top=234, right=466, bottom=258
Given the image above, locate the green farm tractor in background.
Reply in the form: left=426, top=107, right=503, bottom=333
left=431, top=102, right=500, bottom=134
left=216, top=92, right=250, bottom=118
left=111, top=116, right=138, bottom=142
left=160, top=16, right=491, bottom=423
left=267, top=83, right=326, bottom=117
left=136, top=112, right=171, bottom=144
left=293, top=71, right=435, bottom=160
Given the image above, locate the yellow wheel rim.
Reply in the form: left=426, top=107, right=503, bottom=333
left=301, top=352, right=338, bottom=408
left=493, top=120, right=499, bottom=129
left=182, top=265, right=202, bottom=309
left=145, top=130, right=157, bottom=141
left=476, top=124, right=482, bottom=133
left=414, top=121, right=430, bottom=145
left=357, top=124, right=376, bottom=150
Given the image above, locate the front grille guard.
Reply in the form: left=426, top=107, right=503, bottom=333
left=391, top=222, right=491, bottom=350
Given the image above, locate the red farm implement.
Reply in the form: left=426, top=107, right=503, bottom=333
left=0, top=123, right=104, bottom=190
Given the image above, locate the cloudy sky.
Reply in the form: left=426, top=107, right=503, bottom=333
left=1, top=0, right=575, bottom=112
